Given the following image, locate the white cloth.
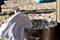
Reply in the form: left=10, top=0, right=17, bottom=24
left=0, top=12, right=32, bottom=40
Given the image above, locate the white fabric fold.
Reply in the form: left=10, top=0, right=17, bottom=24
left=0, top=12, right=32, bottom=40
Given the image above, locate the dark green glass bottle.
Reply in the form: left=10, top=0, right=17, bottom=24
left=34, top=0, right=55, bottom=3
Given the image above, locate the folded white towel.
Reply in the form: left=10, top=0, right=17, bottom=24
left=0, top=12, right=32, bottom=40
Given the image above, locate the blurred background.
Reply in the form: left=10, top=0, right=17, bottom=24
left=0, top=0, right=58, bottom=40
